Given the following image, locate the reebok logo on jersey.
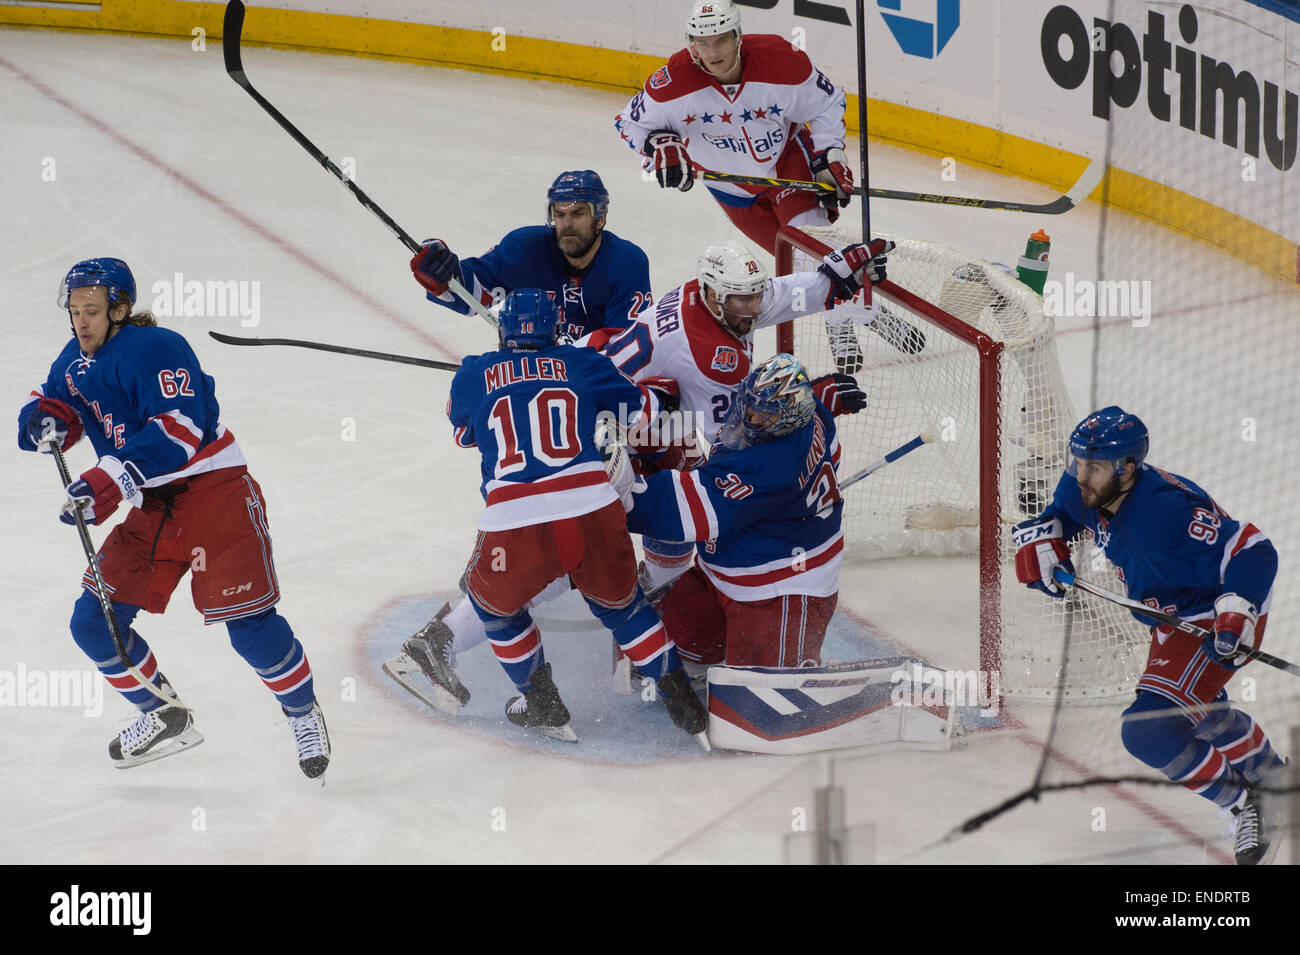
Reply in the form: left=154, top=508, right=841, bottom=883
left=649, top=66, right=671, bottom=89
left=711, top=346, right=739, bottom=372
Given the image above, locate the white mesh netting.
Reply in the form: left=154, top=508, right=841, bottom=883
left=780, top=225, right=1150, bottom=700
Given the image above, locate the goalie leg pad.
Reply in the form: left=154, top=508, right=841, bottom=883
left=707, top=657, right=953, bottom=755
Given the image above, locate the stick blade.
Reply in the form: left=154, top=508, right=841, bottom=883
left=222, top=0, right=246, bottom=76
left=209, top=330, right=258, bottom=346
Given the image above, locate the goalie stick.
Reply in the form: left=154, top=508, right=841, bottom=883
left=839, top=429, right=935, bottom=491
left=1052, top=566, right=1300, bottom=678
left=45, top=440, right=189, bottom=711
left=221, top=0, right=496, bottom=329
left=699, top=158, right=1105, bottom=216
left=209, top=331, right=460, bottom=371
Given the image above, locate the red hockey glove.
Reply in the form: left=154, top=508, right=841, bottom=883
left=811, top=147, right=855, bottom=208
left=1011, top=517, right=1073, bottom=599
left=645, top=130, right=695, bottom=192
left=60, top=456, right=145, bottom=526
left=1203, top=593, right=1258, bottom=669
left=818, top=239, right=894, bottom=307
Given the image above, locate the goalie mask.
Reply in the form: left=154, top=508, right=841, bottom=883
left=697, top=240, right=767, bottom=337
left=719, top=354, right=815, bottom=449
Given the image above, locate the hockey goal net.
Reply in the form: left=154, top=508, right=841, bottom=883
left=775, top=225, right=1149, bottom=700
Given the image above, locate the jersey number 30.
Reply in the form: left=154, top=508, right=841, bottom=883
left=487, top=388, right=581, bottom=477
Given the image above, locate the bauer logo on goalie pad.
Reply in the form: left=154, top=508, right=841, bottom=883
left=711, top=346, right=739, bottom=372
left=707, top=658, right=953, bottom=755
left=649, top=66, right=671, bottom=90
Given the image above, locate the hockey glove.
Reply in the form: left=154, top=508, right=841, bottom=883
left=60, top=456, right=145, bottom=527
left=1011, top=517, right=1073, bottom=599
left=811, top=147, right=855, bottom=208
left=410, top=238, right=463, bottom=297
left=1202, top=593, right=1259, bottom=669
left=645, top=130, right=694, bottom=192
left=641, top=376, right=680, bottom=414
left=811, top=373, right=866, bottom=416
left=24, top=397, right=83, bottom=453
left=818, top=239, right=894, bottom=307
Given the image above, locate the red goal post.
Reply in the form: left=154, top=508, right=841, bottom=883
left=773, top=224, right=1149, bottom=701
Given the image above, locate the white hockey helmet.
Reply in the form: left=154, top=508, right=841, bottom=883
left=697, top=240, right=767, bottom=328
left=686, top=0, right=742, bottom=38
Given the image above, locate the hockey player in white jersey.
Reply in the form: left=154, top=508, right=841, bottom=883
left=389, top=238, right=890, bottom=712
left=587, top=238, right=888, bottom=595
left=615, top=0, right=854, bottom=255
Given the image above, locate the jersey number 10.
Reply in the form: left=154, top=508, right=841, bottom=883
left=486, top=388, right=582, bottom=478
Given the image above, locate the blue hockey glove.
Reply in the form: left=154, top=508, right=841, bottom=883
left=811, top=373, right=866, bottom=415
left=24, top=397, right=83, bottom=452
left=410, top=238, right=463, bottom=297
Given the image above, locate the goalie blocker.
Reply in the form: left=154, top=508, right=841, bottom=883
left=706, top=658, right=955, bottom=755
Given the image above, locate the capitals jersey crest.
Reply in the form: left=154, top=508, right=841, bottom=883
left=649, top=66, right=671, bottom=90
left=711, top=345, right=739, bottom=372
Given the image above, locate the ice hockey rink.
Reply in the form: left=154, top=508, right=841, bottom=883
left=2, top=27, right=1296, bottom=869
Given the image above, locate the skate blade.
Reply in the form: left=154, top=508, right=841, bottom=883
left=112, top=728, right=204, bottom=769
left=611, top=654, right=636, bottom=696
left=383, top=653, right=464, bottom=716
left=534, top=723, right=579, bottom=743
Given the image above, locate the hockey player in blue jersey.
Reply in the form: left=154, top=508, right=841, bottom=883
left=624, top=354, right=845, bottom=670
left=1013, top=406, right=1284, bottom=864
left=410, top=289, right=707, bottom=745
left=409, top=170, right=653, bottom=343
left=17, top=258, right=329, bottom=777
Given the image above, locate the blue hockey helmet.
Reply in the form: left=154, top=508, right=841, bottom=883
left=1069, top=405, right=1148, bottom=472
left=57, top=257, right=136, bottom=311
left=498, top=289, right=562, bottom=350
left=722, top=354, right=814, bottom=447
left=546, top=170, right=609, bottom=224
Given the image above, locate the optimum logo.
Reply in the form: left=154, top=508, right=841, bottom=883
left=878, top=0, right=960, bottom=59
left=1041, top=4, right=1298, bottom=171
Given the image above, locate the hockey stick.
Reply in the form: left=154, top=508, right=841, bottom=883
left=839, top=429, right=935, bottom=490
left=45, top=440, right=188, bottom=710
left=220, top=0, right=497, bottom=329
left=209, top=331, right=461, bottom=371
left=1052, top=567, right=1300, bottom=678
left=697, top=158, right=1105, bottom=216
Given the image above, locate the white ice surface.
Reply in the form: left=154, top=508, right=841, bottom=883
left=1, top=29, right=1293, bottom=865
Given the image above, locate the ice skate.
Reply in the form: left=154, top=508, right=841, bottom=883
left=384, top=603, right=471, bottom=715
left=109, top=694, right=203, bottom=769
left=1230, top=788, right=1274, bottom=865
left=286, top=701, right=331, bottom=780
left=657, top=667, right=710, bottom=751
left=824, top=320, right=863, bottom=375
left=505, top=663, right=577, bottom=742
